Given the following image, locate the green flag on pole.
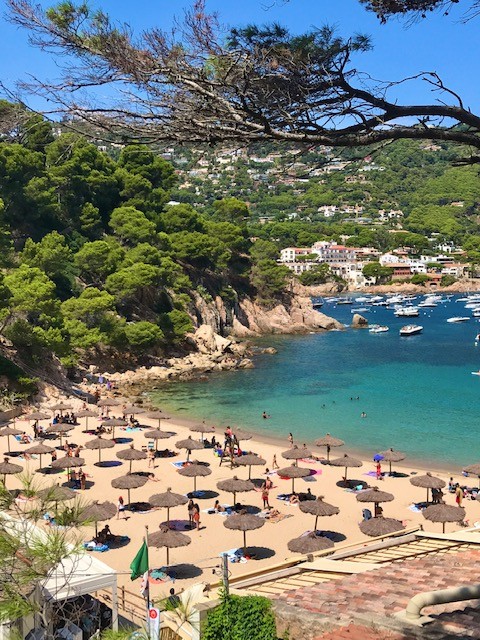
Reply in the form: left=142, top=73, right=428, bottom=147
left=130, top=540, right=149, bottom=580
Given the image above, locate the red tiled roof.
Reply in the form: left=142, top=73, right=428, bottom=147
left=314, top=624, right=406, bottom=640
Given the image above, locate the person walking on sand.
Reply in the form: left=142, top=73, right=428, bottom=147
left=79, top=469, right=86, bottom=491
left=117, top=496, right=126, bottom=519
left=455, top=484, right=464, bottom=507
left=148, top=449, right=155, bottom=468
left=272, top=454, right=279, bottom=470
left=193, top=503, right=201, bottom=530
left=262, top=485, right=271, bottom=510
left=376, top=461, right=382, bottom=481
left=187, top=499, right=195, bottom=528
left=288, top=432, right=294, bottom=447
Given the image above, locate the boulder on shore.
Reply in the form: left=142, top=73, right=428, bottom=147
left=351, top=314, right=368, bottom=329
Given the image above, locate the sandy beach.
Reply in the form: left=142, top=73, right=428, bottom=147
left=6, top=394, right=480, bottom=602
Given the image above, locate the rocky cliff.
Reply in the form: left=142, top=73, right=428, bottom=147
left=190, top=283, right=344, bottom=338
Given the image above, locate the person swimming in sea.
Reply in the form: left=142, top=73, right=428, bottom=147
left=262, top=411, right=271, bottom=419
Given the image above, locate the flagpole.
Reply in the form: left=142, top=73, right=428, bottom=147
left=145, top=525, right=150, bottom=615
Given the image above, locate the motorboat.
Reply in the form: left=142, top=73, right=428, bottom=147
left=312, top=298, right=324, bottom=309
left=418, top=298, right=438, bottom=308
left=351, top=307, right=368, bottom=313
left=399, top=325, right=423, bottom=336
left=394, top=307, right=419, bottom=317
left=473, top=309, right=480, bottom=317
left=369, top=325, right=389, bottom=333
left=447, top=317, right=470, bottom=323
left=337, top=298, right=353, bottom=305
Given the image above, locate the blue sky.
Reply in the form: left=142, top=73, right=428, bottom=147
left=1, top=0, right=479, bottom=111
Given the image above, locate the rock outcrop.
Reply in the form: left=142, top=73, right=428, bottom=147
left=351, top=314, right=368, bottom=328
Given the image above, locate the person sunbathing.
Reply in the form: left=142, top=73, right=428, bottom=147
left=213, top=500, right=225, bottom=512
left=289, top=493, right=299, bottom=505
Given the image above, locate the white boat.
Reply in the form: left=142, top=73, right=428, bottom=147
left=400, top=325, right=423, bottom=336
left=394, top=307, right=419, bottom=317
left=369, top=325, right=389, bottom=333
left=418, top=298, right=438, bottom=308
left=472, top=309, right=480, bottom=317
left=447, top=317, right=470, bottom=323
left=337, top=298, right=353, bottom=305
left=351, top=307, right=368, bottom=313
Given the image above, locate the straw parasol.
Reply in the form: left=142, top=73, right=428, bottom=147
left=148, top=524, right=191, bottom=566
left=0, top=426, right=22, bottom=452
left=122, top=405, right=145, bottom=416
left=25, top=411, right=50, bottom=421
left=49, top=402, right=73, bottom=414
left=423, top=504, right=466, bottom=533
left=217, top=476, right=255, bottom=504
left=97, top=398, right=121, bottom=408
left=85, top=436, right=115, bottom=464
left=144, top=429, right=173, bottom=452
left=175, top=436, right=204, bottom=462
left=356, top=487, right=394, bottom=511
left=379, top=448, right=406, bottom=475
left=223, top=511, right=265, bottom=554
left=277, top=465, right=311, bottom=493
left=116, top=445, right=147, bottom=473
left=282, top=445, right=312, bottom=467
left=235, top=454, right=266, bottom=479
left=330, top=453, right=363, bottom=482
left=359, top=517, right=405, bottom=537
left=299, top=496, right=340, bottom=531
left=51, top=456, right=85, bottom=469
left=288, top=532, right=334, bottom=554
left=189, top=422, right=214, bottom=441
left=0, top=456, right=22, bottom=486
left=45, top=423, right=74, bottom=447
left=409, top=472, right=446, bottom=504
left=101, top=418, right=128, bottom=440
left=314, top=433, right=345, bottom=463
left=463, top=463, right=480, bottom=489
left=177, top=461, right=212, bottom=494
left=25, top=441, right=54, bottom=470
left=148, top=488, right=188, bottom=525
left=145, top=410, right=170, bottom=429
left=111, top=473, right=148, bottom=505
left=234, top=429, right=253, bottom=443
left=80, top=500, right=117, bottom=536
left=76, top=409, right=99, bottom=431
left=37, top=484, right=76, bottom=509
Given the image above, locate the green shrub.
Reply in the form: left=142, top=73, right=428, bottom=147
left=202, top=592, right=277, bottom=640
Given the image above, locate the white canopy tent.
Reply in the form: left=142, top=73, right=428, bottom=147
left=1, top=513, right=118, bottom=632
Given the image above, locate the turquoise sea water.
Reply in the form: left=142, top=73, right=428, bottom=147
left=149, top=295, right=480, bottom=467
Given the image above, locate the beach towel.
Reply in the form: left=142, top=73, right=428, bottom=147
left=84, top=541, right=109, bottom=552
left=409, top=504, right=423, bottom=513
left=266, top=513, right=293, bottom=524
left=125, top=427, right=142, bottom=432
left=171, top=461, right=187, bottom=469
left=363, top=471, right=378, bottom=478
left=221, top=548, right=247, bottom=563
left=149, top=569, right=171, bottom=583
left=162, top=519, right=192, bottom=531
left=300, top=458, right=321, bottom=465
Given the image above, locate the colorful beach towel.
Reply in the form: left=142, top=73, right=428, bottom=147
left=221, top=548, right=247, bottom=563
left=266, top=513, right=293, bottom=524
left=409, top=504, right=423, bottom=513
left=171, top=461, right=187, bottom=469
left=84, top=541, right=109, bottom=552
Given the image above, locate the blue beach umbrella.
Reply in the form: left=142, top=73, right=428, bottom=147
left=373, top=454, right=384, bottom=462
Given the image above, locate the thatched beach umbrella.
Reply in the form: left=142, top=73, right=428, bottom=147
left=288, top=532, right=334, bottom=554
left=122, top=405, right=145, bottom=417
left=25, top=411, right=50, bottom=421
left=379, top=448, right=406, bottom=475
left=149, top=488, right=188, bottom=525
left=315, top=433, right=345, bottom=463
left=101, top=418, right=127, bottom=440
left=277, top=465, right=311, bottom=494
left=299, top=496, right=340, bottom=531
left=51, top=456, right=85, bottom=470
left=409, top=472, right=446, bottom=505
left=234, top=429, right=253, bottom=443
left=45, top=423, right=74, bottom=447
left=223, top=511, right=265, bottom=554
left=359, top=517, right=405, bottom=537
left=25, top=441, right=54, bottom=470
left=189, top=422, right=214, bottom=441
left=97, top=398, right=121, bottom=408
left=177, top=461, right=212, bottom=494
left=0, top=456, right=22, bottom=486
left=217, top=476, right=255, bottom=504
left=149, top=524, right=191, bottom=566
left=0, top=426, right=22, bottom=452
left=111, top=473, right=148, bottom=506
left=423, top=504, right=466, bottom=534
left=175, top=436, right=204, bottom=462
left=85, top=436, right=115, bottom=464
left=37, top=484, right=76, bottom=509
left=116, top=445, right=147, bottom=473
left=80, top=500, right=117, bottom=536
left=235, top=454, right=266, bottom=479
left=463, top=463, right=480, bottom=489
left=49, top=402, right=73, bottom=414
left=282, top=445, right=312, bottom=467
left=330, top=453, right=363, bottom=482
left=356, top=487, right=394, bottom=512
left=76, top=409, right=99, bottom=431
left=144, top=429, right=173, bottom=452
left=145, top=410, right=170, bottom=430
